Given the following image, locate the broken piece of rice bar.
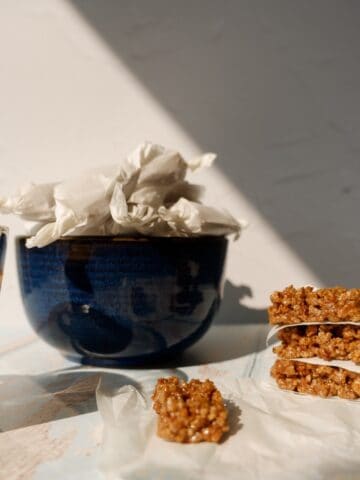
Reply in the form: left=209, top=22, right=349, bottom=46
left=271, top=359, right=360, bottom=399
left=269, top=285, right=360, bottom=325
left=274, top=324, right=360, bottom=363
left=152, top=376, right=229, bottom=443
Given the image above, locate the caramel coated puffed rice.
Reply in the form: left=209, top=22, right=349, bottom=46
left=152, top=377, right=229, bottom=443
left=269, top=285, right=360, bottom=325
left=271, top=359, right=360, bottom=400
left=274, top=324, right=360, bottom=363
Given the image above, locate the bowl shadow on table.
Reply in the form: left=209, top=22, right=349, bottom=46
left=0, top=367, right=189, bottom=432
left=0, top=369, right=134, bottom=432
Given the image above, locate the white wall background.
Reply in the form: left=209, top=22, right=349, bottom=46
left=1, top=0, right=360, bottom=329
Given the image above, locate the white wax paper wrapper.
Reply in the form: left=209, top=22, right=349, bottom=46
left=266, top=321, right=360, bottom=346
left=96, top=375, right=360, bottom=480
left=0, top=142, right=244, bottom=247
left=289, top=357, right=360, bottom=374
left=267, top=323, right=360, bottom=373
left=266, top=348, right=360, bottom=377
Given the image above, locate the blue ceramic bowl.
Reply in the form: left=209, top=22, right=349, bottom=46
left=0, top=228, right=7, bottom=288
left=16, top=236, right=227, bottom=366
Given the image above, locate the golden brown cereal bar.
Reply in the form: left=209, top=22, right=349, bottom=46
left=152, top=376, right=229, bottom=443
left=274, top=324, right=360, bottom=363
left=269, top=285, right=360, bottom=325
left=271, top=359, right=360, bottom=400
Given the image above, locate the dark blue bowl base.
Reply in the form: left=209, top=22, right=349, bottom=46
left=64, top=301, right=216, bottom=367
left=17, top=237, right=227, bottom=365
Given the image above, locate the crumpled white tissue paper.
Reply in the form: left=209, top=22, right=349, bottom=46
left=96, top=374, right=360, bottom=480
left=0, top=142, right=244, bottom=247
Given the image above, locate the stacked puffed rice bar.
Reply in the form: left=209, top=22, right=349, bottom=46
left=269, top=286, right=360, bottom=399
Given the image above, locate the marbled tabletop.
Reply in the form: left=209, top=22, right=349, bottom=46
left=0, top=319, right=271, bottom=480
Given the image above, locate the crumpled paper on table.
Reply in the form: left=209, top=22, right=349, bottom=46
left=0, top=142, right=244, bottom=247
left=96, top=374, right=360, bottom=480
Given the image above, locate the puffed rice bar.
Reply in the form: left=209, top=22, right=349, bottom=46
left=274, top=324, right=360, bottom=363
left=271, top=359, right=360, bottom=400
left=152, top=376, right=229, bottom=443
left=269, top=285, right=360, bottom=325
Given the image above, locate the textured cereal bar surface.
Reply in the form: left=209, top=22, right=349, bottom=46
left=274, top=324, right=360, bottom=363
left=271, top=359, right=360, bottom=399
left=269, top=285, right=360, bottom=325
left=152, top=377, right=229, bottom=443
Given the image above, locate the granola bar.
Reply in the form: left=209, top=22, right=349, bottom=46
left=271, top=359, right=360, bottom=399
left=152, top=376, right=229, bottom=443
left=274, top=324, right=360, bottom=363
left=269, top=285, right=360, bottom=325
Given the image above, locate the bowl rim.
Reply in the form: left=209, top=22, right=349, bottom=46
left=15, top=234, right=228, bottom=244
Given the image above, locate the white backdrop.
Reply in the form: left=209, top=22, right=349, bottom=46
left=1, top=0, right=360, bottom=330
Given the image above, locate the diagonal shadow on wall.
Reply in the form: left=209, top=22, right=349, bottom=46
left=69, top=0, right=360, bottom=290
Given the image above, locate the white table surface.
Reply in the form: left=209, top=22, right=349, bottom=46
left=0, top=312, right=271, bottom=480
left=1, top=1, right=360, bottom=478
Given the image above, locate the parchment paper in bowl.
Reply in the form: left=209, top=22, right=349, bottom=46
left=0, top=143, right=245, bottom=248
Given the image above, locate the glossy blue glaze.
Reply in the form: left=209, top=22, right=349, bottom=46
left=16, top=236, right=227, bottom=366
